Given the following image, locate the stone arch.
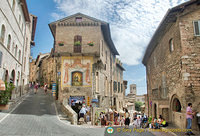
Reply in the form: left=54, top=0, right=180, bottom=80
left=170, top=94, right=182, bottom=112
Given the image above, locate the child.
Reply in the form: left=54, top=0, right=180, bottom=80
left=120, top=116, right=125, bottom=126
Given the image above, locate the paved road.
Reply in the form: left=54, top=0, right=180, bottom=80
left=0, top=89, right=167, bottom=136
left=0, top=89, right=105, bottom=136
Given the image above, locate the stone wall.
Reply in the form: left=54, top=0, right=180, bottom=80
left=61, top=103, right=77, bottom=125
left=145, top=3, right=200, bottom=130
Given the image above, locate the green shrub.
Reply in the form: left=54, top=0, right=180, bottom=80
left=0, top=82, right=15, bottom=105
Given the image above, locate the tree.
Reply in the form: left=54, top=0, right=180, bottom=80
left=135, top=101, right=144, bottom=111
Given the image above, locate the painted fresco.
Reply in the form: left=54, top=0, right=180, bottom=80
left=62, top=57, right=93, bottom=87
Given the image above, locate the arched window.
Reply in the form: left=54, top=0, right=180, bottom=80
left=18, top=50, right=21, bottom=62
left=16, top=71, right=20, bottom=87
left=12, top=42, right=15, bottom=53
left=7, top=34, right=11, bottom=50
left=72, top=71, right=83, bottom=86
left=74, top=35, right=82, bottom=53
left=12, top=0, right=15, bottom=11
left=0, top=25, right=6, bottom=43
left=15, top=45, right=17, bottom=57
left=4, top=70, right=9, bottom=82
left=169, top=38, right=174, bottom=52
left=10, top=70, right=15, bottom=84
left=172, top=98, right=181, bottom=112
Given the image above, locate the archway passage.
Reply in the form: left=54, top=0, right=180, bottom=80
left=172, top=98, right=181, bottom=112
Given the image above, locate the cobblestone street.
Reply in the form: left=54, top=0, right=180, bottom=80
left=0, top=89, right=105, bottom=136
left=0, top=89, right=181, bottom=136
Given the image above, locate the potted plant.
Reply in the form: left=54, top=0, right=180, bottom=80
left=87, top=41, right=94, bottom=46
left=74, top=41, right=81, bottom=46
left=58, top=42, right=64, bottom=46
left=0, top=81, right=15, bottom=110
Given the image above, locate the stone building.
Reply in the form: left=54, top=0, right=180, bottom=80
left=125, top=84, right=136, bottom=112
left=34, top=53, right=50, bottom=85
left=48, top=13, right=126, bottom=123
left=0, top=0, right=37, bottom=99
left=136, top=95, right=145, bottom=103
left=29, top=59, right=36, bottom=83
left=142, top=0, right=200, bottom=130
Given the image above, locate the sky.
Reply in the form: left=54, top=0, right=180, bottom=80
left=27, top=0, right=189, bottom=95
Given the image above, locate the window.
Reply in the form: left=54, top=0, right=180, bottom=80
left=121, top=83, right=123, bottom=93
left=0, top=25, right=6, bottom=43
left=75, top=17, right=82, bottom=22
left=12, top=0, right=15, bottom=11
left=118, top=82, right=120, bottom=92
left=74, top=35, right=82, bottom=53
left=15, top=45, right=17, bottom=57
left=0, top=51, right=2, bottom=67
left=194, top=20, right=200, bottom=36
left=12, top=42, right=15, bottom=53
left=113, top=81, right=117, bottom=92
left=7, top=34, right=11, bottom=50
left=169, top=38, right=174, bottom=52
left=106, top=51, right=107, bottom=63
left=18, top=50, right=21, bottom=62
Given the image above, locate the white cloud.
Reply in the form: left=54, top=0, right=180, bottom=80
left=52, top=0, right=189, bottom=65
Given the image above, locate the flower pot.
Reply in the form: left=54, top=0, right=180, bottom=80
left=0, top=104, right=9, bottom=110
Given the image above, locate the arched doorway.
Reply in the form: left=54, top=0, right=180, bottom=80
left=154, top=103, right=157, bottom=118
left=170, top=95, right=184, bottom=128
left=172, top=98, right=181, bottom=112
left=10, top=70, right=15, bottom=84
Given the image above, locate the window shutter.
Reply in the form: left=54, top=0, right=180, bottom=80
left=194, top=21, right=200, bottom=36
left=0, top=51, right=3, bottom=67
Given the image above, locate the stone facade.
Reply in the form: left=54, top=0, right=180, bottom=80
left=143, top=0, right=200, bottom=130
left=0, top=0, right=37, bottom=100
left=136, top=95, right=145, bottom=103
left=48, top=13, right=126, bottom=123
left=125, top=84, right=136, bottom=120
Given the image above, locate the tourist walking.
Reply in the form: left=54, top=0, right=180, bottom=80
left=44, top=83, right=48, bottom=94
left=79, top=105, right=87, bottom=118
left=124, top=109, right=130, bottom=128
left=186, top=103, right=195, bottom=135
left=34, top=82, right=39, bottom=94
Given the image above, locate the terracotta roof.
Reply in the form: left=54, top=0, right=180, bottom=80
left=142, top=0, right=199, bottom=65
